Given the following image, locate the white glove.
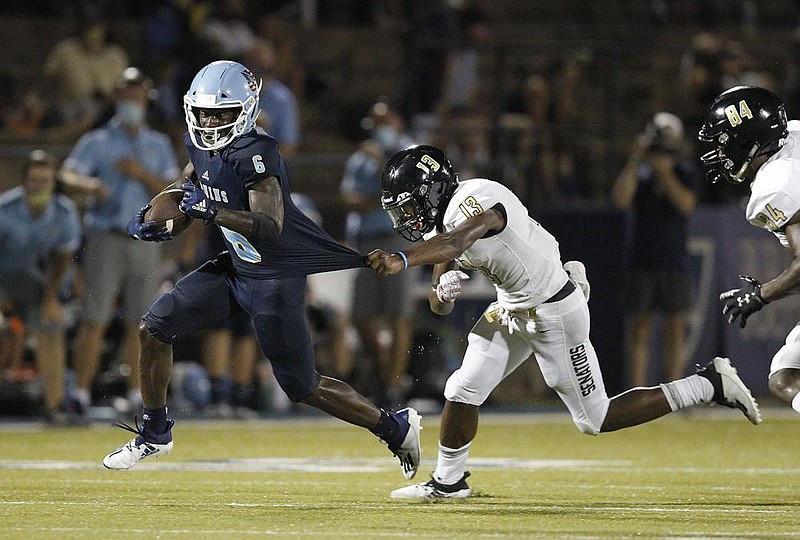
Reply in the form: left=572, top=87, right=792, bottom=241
left=436, top=270, right=470, bottom=303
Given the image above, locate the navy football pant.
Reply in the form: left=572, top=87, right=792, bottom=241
left=142, top=252, right=321, bottom=401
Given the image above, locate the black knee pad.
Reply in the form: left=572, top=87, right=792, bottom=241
left=141, top=312, right=177, bottom=345
left=273, top=369, right=322, bottom=402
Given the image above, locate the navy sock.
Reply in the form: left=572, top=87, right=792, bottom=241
left=369, top=409, right=404, bottom=447
left=209, top=377, right=232, bottom=405
left=142, top=407, right=169, bottom=434
left=232, top=383, right=253, bottom=408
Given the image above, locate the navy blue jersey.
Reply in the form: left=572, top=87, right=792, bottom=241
left=184, top=128, right=365, bottom=278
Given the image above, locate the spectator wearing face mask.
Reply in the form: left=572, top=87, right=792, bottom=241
left=0, top=150, right=83, bottom=425
left=338, top=101, right=418, bottom=409
left=59, top=67, right=180, bottom=418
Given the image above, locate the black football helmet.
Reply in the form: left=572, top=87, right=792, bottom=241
left=381, top=145, right=459, bottom=242
left=698, top=85, right=788, bottom=184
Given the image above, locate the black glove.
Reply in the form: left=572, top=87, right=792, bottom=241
left=126, top=205, right=173, bottom=242
left=719, top=275, right=769, bottom=328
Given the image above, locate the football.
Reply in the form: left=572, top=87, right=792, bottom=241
left=144, top=187, right=193, bottom=237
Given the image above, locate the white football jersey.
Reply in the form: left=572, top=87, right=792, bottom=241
left=746, top=120, right=800, bottom=247
left=424, top=178, right=568, bottom=310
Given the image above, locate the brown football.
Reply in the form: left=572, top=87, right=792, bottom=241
left=144, top=188, right=193, bottom=237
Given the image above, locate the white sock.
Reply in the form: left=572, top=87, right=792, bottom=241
left=433, top=441, right=471, bottom=485
left=660, top=374, right=714, bottom=411
left=73, top=387, right=90, bottom=408
left=127, top=388, right=143, bottom=410
left=792, top=393, right=800, bottom=414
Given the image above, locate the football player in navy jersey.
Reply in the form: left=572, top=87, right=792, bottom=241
left=103, top=60, right=421, bottom=479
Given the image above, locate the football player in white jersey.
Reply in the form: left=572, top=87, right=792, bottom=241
left=699, top=86, right=800, bottom=415
left=367, top=145, right=761, bottom=499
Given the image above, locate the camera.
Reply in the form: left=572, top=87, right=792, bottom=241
left=644, top=112, right=684, bottom=155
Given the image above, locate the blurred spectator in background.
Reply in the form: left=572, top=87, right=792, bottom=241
left=140, top=0, right=213, bottom=133
left=433, top=1, right=492, bottom=180
left=1, top=77, right=93, bottom=144
left=142, top=0, right=211, bottom=76
left=42, top=15, right=129, bottom=129
left=388, top=0, right=455, bottom=138
left=612, top=112, right=698, bottom=387
left=0, top=150, right=83, bottom=425
left=254, top=10, right=307, bottom=107
left=245, top=37, right=302, bottom=160
left=676, top=31, right=751, bottom=205
left=784, top=27, right=800, bottom=118
left=339, top=101, right=417, bottom=408
left=437, top=1, right=490, bottom=119
left=499, top=70, right=559, bottom=202
left=676, top=32, right=724, bottom=151
left=59, top=67, right=179, bottom=417
left=201, top=0, right=256, bottom=62
left=499, top=53, right=589, bottom=204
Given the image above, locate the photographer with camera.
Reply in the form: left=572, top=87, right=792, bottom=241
left=612, top=112, right=698, bottom=387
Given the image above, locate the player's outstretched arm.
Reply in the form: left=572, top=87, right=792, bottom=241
left=720, top=217, right=800, bottom=328
left=400, top=206, right=505, bottom=270
left=367, top=205, right=504, bottom=278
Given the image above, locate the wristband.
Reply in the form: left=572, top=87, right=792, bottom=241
left=394, top=251, right=409, bottom=270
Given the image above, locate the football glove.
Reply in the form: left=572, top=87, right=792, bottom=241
left=436, top=270, right=470, bottom=303
left=126, top=205, right=173, bottom=242
left=719, top=275, right=769, bottom=328
left=179, top=179, right=218, bottom=222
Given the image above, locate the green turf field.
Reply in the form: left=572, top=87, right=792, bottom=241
left=0, top=407, right=798, bottom=539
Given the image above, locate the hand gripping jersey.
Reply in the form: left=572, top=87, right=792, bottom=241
left=424, top=178, right=568, bottom=310
left=746, top=120, right=800, bottom=247
left=185, top=128, right=365, bottom=278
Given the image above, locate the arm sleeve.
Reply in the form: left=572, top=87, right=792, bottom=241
left=62, top=133, right=98, bottom=176
left=55, top=199, right=82, bottom=254
left=746, top=160, right=800, bottom=231
left=444, top=186, right=499, bottom=230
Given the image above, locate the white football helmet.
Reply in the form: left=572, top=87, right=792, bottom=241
left=183, top=60, right=262, bottom=151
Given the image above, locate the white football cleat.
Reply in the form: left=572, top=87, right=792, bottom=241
left=391, top=472, right=472, bottom=499
left=387, top=407, right=422, bottom=480
left=102, top=419, right=174, bottom=469
left=564, top=260, right=590, bottom=301
left=696, top=357, right=762, bottom=425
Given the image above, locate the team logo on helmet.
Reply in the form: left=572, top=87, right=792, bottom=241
left=242, top=69, right=259, bottom=93
left=381, top=145, right=458, bottom=242
left=698, top=85, right=788, bottom=184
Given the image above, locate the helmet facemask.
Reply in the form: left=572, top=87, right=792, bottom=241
left=184, top=95, right=259, bottom=151
left=699, top=131, right=759, bottom=184
left=382, top=185, right=438, bottom=242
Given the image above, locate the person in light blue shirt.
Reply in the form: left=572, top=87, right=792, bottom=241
left=339, top=100, right=418, bottom=408
left=246, top=38, right=301, bottom=158
left=59, top=67, right=179, bottom=415
left=0, top=150, right=82, bottom=424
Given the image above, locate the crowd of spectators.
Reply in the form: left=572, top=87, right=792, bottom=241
left=2, top=0, right=800, bottom=422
